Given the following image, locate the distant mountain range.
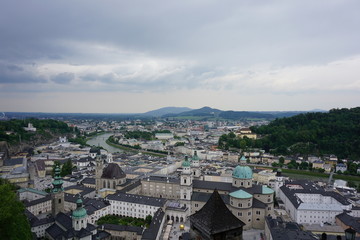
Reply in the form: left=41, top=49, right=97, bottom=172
left=143, top=107, right=192, bottom=117
left=159, top=106, right=326, bottom=120
left=2, top=107, right=327, bottom=121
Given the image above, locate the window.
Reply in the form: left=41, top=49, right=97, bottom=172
left=238, top=212, right=242, bottom=216
left=58, top=199, right=61, bottom=204
left=184, top=179, right=187, bottom=184
left=256, top=211, right=261, bottom=215
left=248, top=212, right=251, bottom=216
left=195, top=204, right=198, bottom=207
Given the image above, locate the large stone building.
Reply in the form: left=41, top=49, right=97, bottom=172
left=279, top=180, right=353, bottom=225
left=95, top=149, right=127, bottom=192
left=137, top=154, right=275, bottom=230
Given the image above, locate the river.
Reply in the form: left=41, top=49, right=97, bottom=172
left=86, top=133, right=123, bottom=153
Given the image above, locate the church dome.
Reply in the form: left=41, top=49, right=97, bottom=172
left=191, top=151, right=200, bottom=161
left=72, top=198, right=87, bottom=219
left=240, top=155, right=247, bottom=162
left=101, top=163, right=126, bottom=179
left=232, top=165, right=253, bottom=179
left=182, top=156, right=191, bottom=167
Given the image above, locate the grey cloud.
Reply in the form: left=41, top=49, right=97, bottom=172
left=0, top=63, right=46, bottom=84
left=7, top=65, right=23, bottom=72
left=52, top=72, right=74, bottom=84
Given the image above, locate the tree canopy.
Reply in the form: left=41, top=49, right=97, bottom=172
left=219, top=107, right=360, bottom=159
left=0, top=179, right=32, bottom=240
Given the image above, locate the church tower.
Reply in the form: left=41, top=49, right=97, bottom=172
left=72, top=197, right=88, bottom=231
left=95, top=151, right=103, bottom=192
left=51, top=165, right=64, bottom=216
left=191, top=151, right=201, bottom=179
left=180, top=156, right=193, bottom=211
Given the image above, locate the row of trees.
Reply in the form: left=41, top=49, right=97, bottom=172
left=97, top=214, right=152, bottom=228
left=123, top=130, right=171, bottom=141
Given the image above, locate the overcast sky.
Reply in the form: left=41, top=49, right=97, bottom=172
left=1, top=0, right=359, bottom=113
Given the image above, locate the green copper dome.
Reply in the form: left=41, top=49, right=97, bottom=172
left=262, top=186, right=274, bottom=194
left=232, top=165, right=253, bottom=179
left=182, top=156, right=191, bottom=167
left=72, top=198, right=87, bottom=219
left=191, top=151, right=200, bottom=161
left=230, top=189, right=253, bottom=199
left=240, top=155, right=247, bottom=161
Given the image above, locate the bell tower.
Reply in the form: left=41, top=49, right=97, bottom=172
left=51, top=165, right=64, bottom=216
left=95, top=151, right=103, bottom=192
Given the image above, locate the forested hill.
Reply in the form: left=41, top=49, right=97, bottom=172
left=0, top=119, right=74, bottom=153
left=250, top=107, right=360, bottom=159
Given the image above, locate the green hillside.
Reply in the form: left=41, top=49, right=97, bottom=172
left=0, top=119, right=74, bottom=147
left=251, top=107, right=360, bottom=159
left=219, top=107, right=360, bottom=159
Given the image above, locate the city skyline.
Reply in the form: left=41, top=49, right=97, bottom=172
left=1, top=1, right=360, bottom=113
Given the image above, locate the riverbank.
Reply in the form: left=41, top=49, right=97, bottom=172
left=105, top=139, right=167, bottom=157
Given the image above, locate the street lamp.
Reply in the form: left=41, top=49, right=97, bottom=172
left=345, top=227, right=356, bottom=240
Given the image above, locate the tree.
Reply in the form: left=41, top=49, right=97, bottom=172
left=61, top=159, right=73, bottom=177
left=0, top=180, right=32, bottom=240
left=145, top=215, right=152, bottom=226
left=279, top=157, right=285, bottom=165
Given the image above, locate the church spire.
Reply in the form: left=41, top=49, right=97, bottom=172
left=52, top=165, right=63, bottom=193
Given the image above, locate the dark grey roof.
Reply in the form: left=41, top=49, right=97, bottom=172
left=190, top=189, right=245, bottom=236
left=265, top=216, right=318, bottom=240
left=55, top=212, right=72, bottom=230
left=78, top=157, right=95, bottom=163
left=146, top=175, right=180, bottom=184
left=193, top=179, right=233, bottom=192
left=31, top=216, right=55, bottom=227
left=82, top=177, right=96, bottom=185
left=89, top=147, right=101, bottom=154
left=4, top=157, right=23, bottom=166
left=336, top=212, right=360, bottom=233
left=119, top=180, right=142, bottom=193
left=48, top=212, right=97, bottom=239
left=280, top=181, right=351, bottom=209
left=191, top=191, right=230, bottom=205
left=141, top=208, right=165, bottom=240
left=93, top=230, right=111, bottom=240
left=46, top=223, right=66, bottom=240
left=101, top=163, right=126, bottom=179
left=252, top=198, right=267, bottom=209
left=107, top=192, right=166, bottom=207
left=101, top=224, right=143, bottom=235
left=24, top=195, right=51, bottom=207
left=64, top=184, right=96, bottom=196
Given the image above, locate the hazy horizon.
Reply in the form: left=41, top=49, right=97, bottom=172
left=1, top=1, right=360, bottom=113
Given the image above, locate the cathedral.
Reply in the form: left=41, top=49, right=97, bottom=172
left=141, top=151, right=275, bottom=230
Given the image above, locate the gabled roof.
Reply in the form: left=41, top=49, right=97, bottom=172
left=101, top=163, right=126, bottom=179
left=190, top=189, right=245, bottom=236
